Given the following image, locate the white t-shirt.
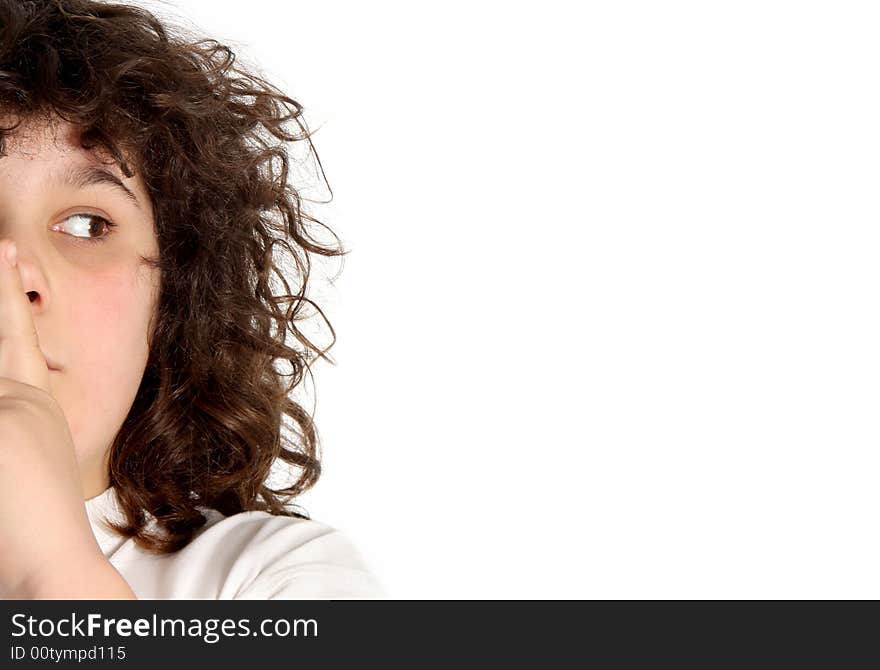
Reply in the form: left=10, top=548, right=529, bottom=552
left=85, top=486, right=385, bottom=599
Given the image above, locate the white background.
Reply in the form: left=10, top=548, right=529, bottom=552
left=138, top=0, right=880, bottom=598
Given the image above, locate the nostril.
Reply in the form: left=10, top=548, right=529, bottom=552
left=27, top=291, right=37, bottom=303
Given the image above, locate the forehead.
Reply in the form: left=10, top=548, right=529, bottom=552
left=0, top=113, right=152, bottom=214
left=0, top=114, right=127, bottom=174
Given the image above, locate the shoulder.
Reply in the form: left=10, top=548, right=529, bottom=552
left=188, top=508, right=386, bottom=600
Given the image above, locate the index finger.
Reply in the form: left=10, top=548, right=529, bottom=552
left=0, top=240, right=51, bottom=393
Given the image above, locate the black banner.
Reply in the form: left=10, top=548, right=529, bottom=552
left=0, top=601, right=874, bottom=667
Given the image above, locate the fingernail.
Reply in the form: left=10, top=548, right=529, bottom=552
left=5, top=242, right=16, bottom=267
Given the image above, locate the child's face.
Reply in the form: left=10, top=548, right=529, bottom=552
left=0, top=115, right=160, bottom=499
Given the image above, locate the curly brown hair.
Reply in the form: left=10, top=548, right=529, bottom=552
left=0, top=0, right=346, bottom=553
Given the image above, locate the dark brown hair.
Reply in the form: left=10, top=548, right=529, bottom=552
left=0, top=0, right=346, bottom=553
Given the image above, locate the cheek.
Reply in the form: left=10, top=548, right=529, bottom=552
left=71, top=269, right=153, bottom=363
left=59, top=266, right=156, bottom=448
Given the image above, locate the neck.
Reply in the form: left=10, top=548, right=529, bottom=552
left=81, top=466, right=111, bottom=500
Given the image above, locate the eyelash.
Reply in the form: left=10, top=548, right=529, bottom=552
left=58, top=213, right=118, bottom=245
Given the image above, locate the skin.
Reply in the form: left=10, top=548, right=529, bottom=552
left=0, top=114, right=160, bottom=500
left=0, top=113, right=157, bottom=598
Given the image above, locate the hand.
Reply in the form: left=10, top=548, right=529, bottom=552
left=0, top=239, right=125, bottom=598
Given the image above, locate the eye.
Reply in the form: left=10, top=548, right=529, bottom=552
left=52, top=213, right=118, bottom=244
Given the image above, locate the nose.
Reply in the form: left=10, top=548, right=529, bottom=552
left=0, top=238, right=51, bottom=313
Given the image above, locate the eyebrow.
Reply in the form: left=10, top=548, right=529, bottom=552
left=54, top=165, right=142, bottom=210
